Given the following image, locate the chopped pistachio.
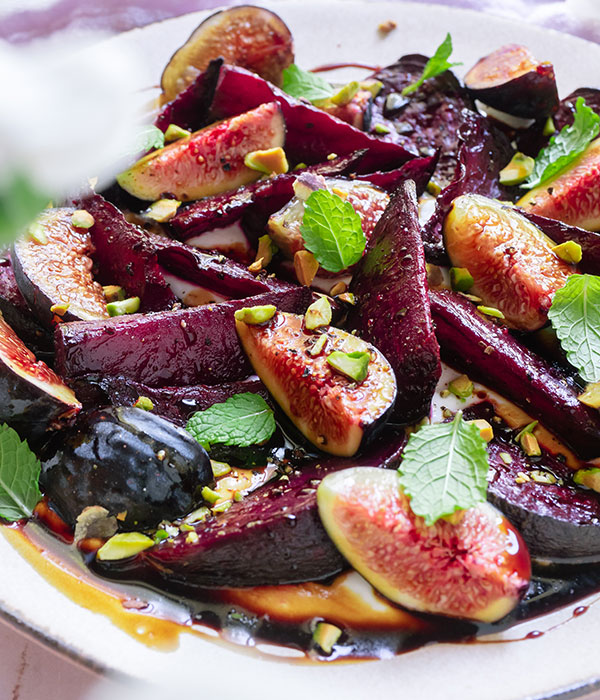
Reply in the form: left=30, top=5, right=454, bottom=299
left=520, top=432, right=541, bottom=457
left=327, top=153, right=338, bottom=161
left=312, top=622, right=342, bottom=654
left=331, top=81, right=360, bottom=106
left=211, top=460, right=232, bottom=478
left=329, top=281, right=347, bottom=296
left=359, top=79, right=383, bottom=98
left=294, top=162, right=308, bottom=170
left=337, top=292, right=356, bottom=305
left=184, top=506, right=211, bottom=524
left=327, top=350, right=370, bottom=382
left=146, top=198, right=181, bottom=222
left=499, top=452, right=513, bottom=465
left=578, top=382, right=600, bottom=408
left=439, top=389, right=450, bottom=398
left=107, top=296, right=141, bottom=317
left=185, top=531, right=199, bottom=544
left=234, top=304, right=277, bottom=325
left=543, top=116, right=556, bottom=137
left=179, top=522, right=194, bottom=532
left=374, top=123, right=391, bottom=135
left=255, top=234, right=278, bottom=267
left=529, top=469, right=558, bottom=484
left=212, top=500, right=233, bottom=514
left=234, top=491, right=244, bottom=502
left=102, top=285, right=126, bottom=303
left=477, top=305, right=505, bottom=319
left=574, top=467, right=600, bottom=493
left=247, top=258, right=264, bottom=273
left=164, top=123, right=191, bottom=142
left=309, top=333, right=328, bottom=357
left=27, top=221, right=48, bottom=245
left=450, top=267, right=474, bottom=292
left=305, top=296, right=332, bottom=330
left=71, top=209, right=95, bottom=229
left=499, top=152, right=535, bottom=186
left=467, top=418, right=494, bottom=442
left=294, top=250, right=319, bottom=286
left=378, top=19, right=397, bottom=35
left=154, top=529, right=169, bottom=544
left=448, top=374, right=473, bottom=400
left=515, top=472, right=531, bottom=484
left=515, top=420, right=538, bottom=443
left=244, top=147, right=289, bottom=175
left=552, top=240, right=582, bottom=264
left=133, top=396, right=154, bottom=411
left=201, top=486, right=221, bottom=504
left=50, top=302, right=70, bottom=316
left=96, top=532, right=154, bottom=561
left=426, top=180, right=442, bottom=197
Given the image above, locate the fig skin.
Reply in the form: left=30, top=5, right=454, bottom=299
left=12, top=208, right=109, bottom=328
left=40, top=407, right=212, bottom=530
left=118, top=101, right=286, bottom=202
left=236, top=311, right=396, bottom=457
left=464, top=44, right=559, bottom=119
left=317, top=467, right=531, bottom=623
left=0, top=311, right=80, bottom=443
left=517, top=138, right=600, bottom=231
left=444, top=194, right=572, bottom=331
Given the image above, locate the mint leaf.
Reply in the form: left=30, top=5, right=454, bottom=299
left=0, top=424, right=42, bottom=522
left=402, top=33, right=462, bottom=96
left=0, top=171, right=49, bottom=249
left=282, top=64, right=334, bottom=103
left=124, top=124, right=165, bottom=157
left=397, top=412, right=489, bottom=526
left=186, top=393, right=276, bottom=448
left=300, top=189, right=365, bottom=273
left=522, top=97, right=600, bottom=190
left=548, top=273, right=600, bottom=382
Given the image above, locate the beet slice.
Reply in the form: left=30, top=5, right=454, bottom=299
left=92, top=428, right=406, bottom=589
left=430, top=289, right=600, bottom=460
left=0, top=312, right=80, bottom=443
left=55, top=286, right=312, bottom=388
left=464, top=44, right=558, bottom=119
left=348, top=180, right=440, bottom=424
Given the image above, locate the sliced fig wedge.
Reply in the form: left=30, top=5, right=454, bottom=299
left=117, top=102, right=286, bottom=202
left=317, top=467, right=530, bottom=622
left=517, top=137, right=600, bottom=230
left=160, top=6, right=294, bottom=104
left=12, top=208, right=108, bottom=328
left=0, top=311, right=80, bottom=442
left=464, top=44, right=558, bottom=119
left=236, top=311, right=396, bottom=457
left=444, top=195, right=572, bottom=330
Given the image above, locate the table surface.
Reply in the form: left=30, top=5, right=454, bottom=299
left=2, top=1, right=600, bottom=699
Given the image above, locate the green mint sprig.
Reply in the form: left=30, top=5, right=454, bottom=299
left=402, top=33, right=462, bottom=96
left=0, top=424, right=42, bottom=522
left=398, top=412, right=489, bottom=526
left=124, top=124, right=165, bottom=157
left=282, top=64, right=335, bottom=103
left=0, top=171, right=49, bottom=249
left=522, top=97, right=600, bottom=190
left=186, top=393, right=276, bottom=449
left=300, top=189, right=365, bottom=273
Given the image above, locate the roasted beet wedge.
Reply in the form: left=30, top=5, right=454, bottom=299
left=236, top=311, right=396, bottom=457
left=55, top=286, right=311, bottom=388
left=318, top=467, right=530, bottom=622
left=0, top=312, right=80, bottom=442
left=348, top=180, right=440, bottom=424
left=119, top=102, right=285, bottom=202
left=430, top=289, right=600, bottom=460
left=92, top=429, right=406, bottom=589
left=12, top=208, right=108, bottom=328
left=464, top=44, right=558, bottom=119
left=444, top=195, right=572, bottom=330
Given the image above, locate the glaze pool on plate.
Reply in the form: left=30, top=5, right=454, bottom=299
left=3, top=2, right=600, bottom=699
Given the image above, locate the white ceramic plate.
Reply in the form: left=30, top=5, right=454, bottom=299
left=3, top=2, right=600, bottom=698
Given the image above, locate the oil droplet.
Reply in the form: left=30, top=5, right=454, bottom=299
left=526, top=630, right=544, bottom=639
left=574, top=605, right=589, bottom=617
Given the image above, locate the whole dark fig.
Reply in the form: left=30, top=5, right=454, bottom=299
left=40, top=407, right=211, bottom=530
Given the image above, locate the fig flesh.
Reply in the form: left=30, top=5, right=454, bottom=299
left=464, top=44, right=558, bottom=119
left=12, top=208, right=108, bottom=327
left=0, top=311, right=80, bottom=442
left=236, top=311, right=396, bottom=457
left=117, top=102, right=286, bottom=202
left=317, top=467, right=530, bottom=622
left=444, top=194, right=572, bottom=330
left=348, top=180, right=441, bottom=424
left=41, top=407, right=211, bottom=530
left=160, top=6, right=293, bottom=104
left=517, top=137, right=600, bottom=231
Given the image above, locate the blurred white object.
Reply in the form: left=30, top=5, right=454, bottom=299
left=566, top=0, right=600, bottom=18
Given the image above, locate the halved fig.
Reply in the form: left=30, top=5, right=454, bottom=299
left=0, top=311, right=80, bottom=442
left=317, top=467, right=530, bottom=622
left=160, top=6, right=294, bottom=105
left=268, top=176, right=389, bottom=260
left=236, top=311, right=396, bottom=457
left=517, top=137, right=600, bottom=230
left=464, top=44, right=558, bottom=119
left=41, top=407, right=211, bottom=530
left=12, top=208, right=108, bottom=328
left=444, top=194, right=572, bottom=330
left=117, top=102, right=286, bottom=202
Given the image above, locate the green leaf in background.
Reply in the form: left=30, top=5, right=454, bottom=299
left=126, top=124, right=165, bottom=156
left=282, top=64, right=335, bottom=103
left=402, top=33, right=462, bottom=96
left=548, top=273, right=600, bottom=383
left=522, top=97, right=600, bottom=190
left=0, top=424, right=42, bottom=522
left=0, top=171, right=49, bottom=250
left=397, top=412, right=489, bottom=526
left=186, top=393, right=276, bottom=449
left=300, top=189, right=365, bottom=273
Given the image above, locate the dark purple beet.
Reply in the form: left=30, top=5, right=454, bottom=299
left=72, top=373, right=267, bottom=427
left=54, top=286, right=312, bottom=388
left=348, top=180, right=440, bottom=424
left=430, top=289, right=600, bottom=461
left=422, top=110, right=514, bottom=264
left=92, top=428, right=406, bottom=589
left=357, top=153, right=438, bottom=195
